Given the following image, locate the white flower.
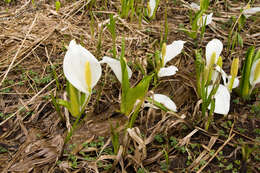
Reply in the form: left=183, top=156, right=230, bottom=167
left=162, top=41, right=186, bottom=66
left=63, top=40, right=102, bottom=94
left=145, top=94, right=177, bottom=112
left=205, top=39, right=223, bottom=83
left=208, top=84, right=230, bottom=115
left=148, top=0, right=156, bottom=18
left=158, top=66, right=178, bottom=77
left=207, top=64, right=240, bottom=115
left=250, top=58, right=260, bottom=87
left=99, top=56, right=132, bottom=83
left=188, top=3, right=212, bottom=27
left=243, top=7, right=260, bottom=18
left=206, top=39, right=223, bottom=66
left=197, top=13, right=213, bottom=27
left=190, top=2, right=200, bottom=11
left=158, top=40, right=185, bottom=77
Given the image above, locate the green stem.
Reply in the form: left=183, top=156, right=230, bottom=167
left=205, top=99, right=215, bottom=131
left=127, top=102, right=142, bottom=129
left=65, top=94, right=91, bottom=144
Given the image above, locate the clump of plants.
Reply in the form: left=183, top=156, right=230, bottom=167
left=47, top=0, right=260, bottom=172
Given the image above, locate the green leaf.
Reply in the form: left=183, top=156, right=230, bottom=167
left=195, top=50, right=204, bottom=97
left=108, top=14, right=116, bottom=39
left=200, top=0, right=209, bottom=11
left=80, top=93, right=86, bottom=107
left=240, top=46, right=255, bottom=99
left=57, top=99, right=70, bottom=109
left=146, top=97, right=168, bottom=112
left=121, top=0, right=131, bottom=18
left=237, top=33, right=243, bottom=47
left=127, top=100, right=143, bottom=128
left=207, top=84, right=219, bottom=104
left=253, top=49, right=260, bottom=62
left=51, top=94, right=63, bottom=121
left=120, top=39, right=130, bottom=115
left=122, top=74, right=153, bottom=116
left=110, top=123, right=120, bottom=154
left=107, top=14, right=117, bottom=58
left=191, top=10, right=204, bottom=39
left=119, top=38, right=153, bottom=117
left=179, top=28, right=193, bottom=39
left=68, top=82, right=80, bottom=117
left=231, top=32, right=238, bottom=51
left=66, top=80, right=70, bottom=98
left=154, top=50, right=161, bottom=71
left=238, top=14, right=246, bottom=31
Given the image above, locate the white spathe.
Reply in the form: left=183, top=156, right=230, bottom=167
left=206, top=39, right=223, bottom=66
left=63, top=40, right=102, bottom=94
left=208, top=84, right=230, bottom=115
left=215, top=65, right=240, bottom=89
left=148, top=0, right=156, bottom=17
left=190, top=2, right=200, bottom=11
left=226, top=76, right=240, bottom=89
left=100, top=56, right=132, bottom=83
left=243, top=7, right=260, bottom=18
left=158, top=66, right=178, bottom=77
left=146, top=94, right=177, bottom=112
left=197, top=13, right=213, bottom=27
left=163, top=40, right=186, bottom=66
left=250, top=58, right=260, bottom=86
left=158, top=40, right=185, bottom=78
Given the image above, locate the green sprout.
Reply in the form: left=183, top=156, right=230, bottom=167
left=55, top=1, right=61, bottom=12
left=240, top=47, right=260, bottom=100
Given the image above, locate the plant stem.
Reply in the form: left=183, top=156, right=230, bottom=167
left=65, top=94, right=91, bottom=144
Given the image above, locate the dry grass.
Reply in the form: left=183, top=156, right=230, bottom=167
left=0, top=0, right=260, bottom=172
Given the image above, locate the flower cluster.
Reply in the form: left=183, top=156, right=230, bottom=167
left=63, top=40, right=181, bottom=114
left=62, top=1, right=260, bottom=120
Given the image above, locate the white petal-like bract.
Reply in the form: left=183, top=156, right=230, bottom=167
left=211, top=70, right=219, bottom=85
left=206, top=39, right=223, bottom=66
left=250, top=59, right=260, bottom=86
left=63, top=40, right=102, bottom=94
left=190, top=2, right=200, bottom=11
left=148, top=0, right=156, bottom=17
left=215, top=65, right=239, bottom=89
left=163, top=40, right=185, bottom=66
left=148, top=94, right=177, bottom=112
left=243, top=7, right=260, bottom=18
left=215, top=65, right=228, bottom=85
left=100, top=56, right=132, bottom=83
left=198, top=13, right=213, bottom=27
left=158, top=66, right=178, bottom=77
left=227, top=76, right=240, bottom=89
left=208, top=85, right=230, bottom=115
